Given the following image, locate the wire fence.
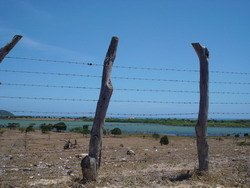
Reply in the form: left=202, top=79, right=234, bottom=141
left=0, top=55, right=249, bottom=119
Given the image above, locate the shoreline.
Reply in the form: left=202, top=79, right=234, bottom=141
left=1, top=117, right=250, bottom=128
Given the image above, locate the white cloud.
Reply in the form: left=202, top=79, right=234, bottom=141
left=21, top=36, right=82, bottom=57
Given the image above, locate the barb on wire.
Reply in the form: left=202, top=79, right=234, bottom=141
left=1, top=82, right=250, bottom=95
left=6, top=56, right=250, bottom=75
left=5, top=56, right=98, bottom=66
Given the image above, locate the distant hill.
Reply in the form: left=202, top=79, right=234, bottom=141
left=0, top=110, right=14, bottom=117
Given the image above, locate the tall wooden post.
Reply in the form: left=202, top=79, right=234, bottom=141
left=192, top=43, right=209, bottom=171
left=81, top=36, right=119, bottom=182
left=0, top=35, right=22, bottom=63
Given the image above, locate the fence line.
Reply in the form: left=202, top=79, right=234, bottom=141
left=6, top=56, right=250, bottom=75
left=1, top=82, right=250, bottom=95
left=1, top=69, right=249, bottom=85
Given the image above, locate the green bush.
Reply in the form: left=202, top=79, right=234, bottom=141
left=70, top=125, right=90, bottom=134
left=152, top=133, right=160, bottom=140
left=70, top=127, right=82, bottom=133
left=234, top=134, right=240, bottom=138
left=54, top=122, right=67, bottom=132
left=40, top=123, right=53, bottom=133
left=25, top=124, right=35, bottom=133
left=103, top=128, right=107, bottom=135
left=160, top=135, right=169, bottom=145
left=82, top=125, right=90, bottom=134
left=7, top=123, right=20, bottom=130
left=111, top=128, right=122, bottom=135
left=0, top=129, right=5, bottom=136
left=18, top=127, right=26, bottom=133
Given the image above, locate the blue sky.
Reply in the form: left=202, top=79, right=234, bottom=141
left=0, top=0, right=249, bottom=119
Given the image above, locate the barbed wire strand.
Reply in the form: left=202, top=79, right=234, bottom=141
left=1, top=82, right=250, bottom=95
left=5, top=111, right=250, bottom=117
left=5, top=56, right=250, bottom=75
left=1, top=69, right=249, bottom=85
left=1, top=96, right=250, bottom=104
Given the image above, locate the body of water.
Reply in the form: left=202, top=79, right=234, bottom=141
left=0, top=119, right=249, bottom=136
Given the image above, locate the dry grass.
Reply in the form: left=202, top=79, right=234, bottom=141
left=0, top=130, right=249, bottom=187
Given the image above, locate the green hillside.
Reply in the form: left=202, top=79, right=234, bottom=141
left=0, top=110, right=14, bottom=117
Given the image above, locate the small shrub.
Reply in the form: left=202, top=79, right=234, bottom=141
left=160, top=135, right=169, bottom=145
left=25, top=125, right=35, bottom=133
left=70, top=127, right=82, bottom=133
left=0, top=129, right=5, bottom=136
left=54, top=122, right=67, bottom=132
left=226, top=134, right=231, bottom=137
left=40, top=123, right=53, bottom=133
left=234, top=134, right=240, bottom=138
left=244, top=133, right=249, bottom=137
left=70, top=125, right=90, bottom=135
left=152, top=133, right=160, bottom=140
left=82, top=125, right=90, bottom=134
left=18, top=127, right=26, bottom=133
left=7, top=123, right=20, bottom=130
left=111, top=128, right=122, bottom=135
left=103, top=128, right=107, bottom=135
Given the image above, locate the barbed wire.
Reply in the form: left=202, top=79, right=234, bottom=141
left=1, top=69, right=249, bottom=85
left=0, top=96, right=249, bottom=105
left=5, top=56, right=98, bottom=66
left=6, top=111, right=250, bottom=117
left=0, top=69, right=101, bottom=78
left=9, top=111, right=197, bottom=116
left=6, top=56, right=250, bottom=75
left=1, top=82, right=250, bottom=95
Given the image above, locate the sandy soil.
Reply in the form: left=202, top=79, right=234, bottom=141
left=0, top=130, right=249, bottom=187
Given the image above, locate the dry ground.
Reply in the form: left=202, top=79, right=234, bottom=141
left=0, top=130, right=249, bottom=187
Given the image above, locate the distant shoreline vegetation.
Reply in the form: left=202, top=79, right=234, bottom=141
left=0, top=115, right=250, bottom=127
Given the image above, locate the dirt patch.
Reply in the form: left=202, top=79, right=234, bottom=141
left=0, top=130, right=249, bottom=187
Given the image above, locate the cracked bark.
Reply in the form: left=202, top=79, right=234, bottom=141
left=192, top=43, right=209, bottom=171
left=81, top=37, right=119, bottom=182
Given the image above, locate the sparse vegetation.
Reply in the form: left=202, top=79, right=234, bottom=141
left=105, top=118, right=250, bottom=127
left=0, top=130, right=249, bottom=187
left=54, top=122, right=67, bottom=132
left=160, top=135, right=169, bottom=145
left=70, top=125, right=90, bottom=134
left=40, top=123, right=53, bottom=133
left=25, top=124, right=35, bottom=133
left=111, top=127, right=122, bottom=135
left=0, top=129, right=5, bottom=136
left=7, top=123, right=20, bottom=130
left=152, top=133, right=160, bottom=140
left=18, top=127, right=26, bottom=133
left=234, top=134, right=240, bottom=138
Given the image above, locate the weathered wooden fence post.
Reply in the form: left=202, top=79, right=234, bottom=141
left=0, top=35, right=22, bottom=63
left=192, top=43, right=209, bottom=171
left=81, top=36, right=119, bottom=182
